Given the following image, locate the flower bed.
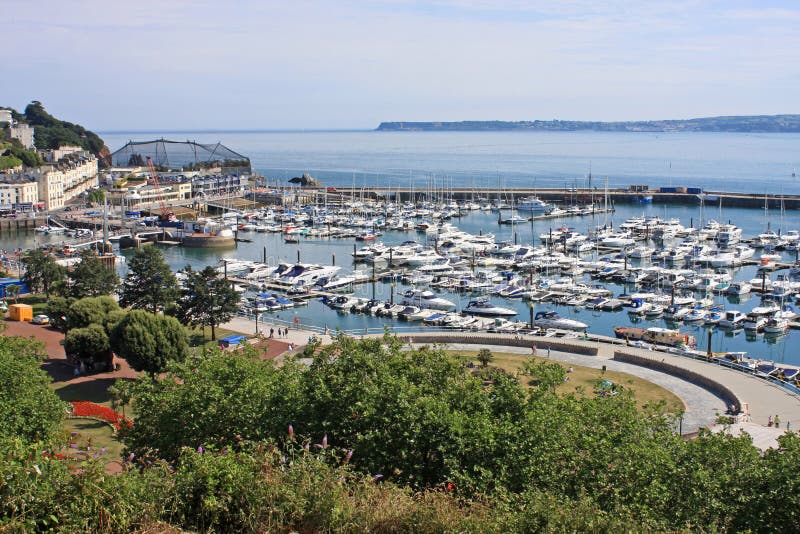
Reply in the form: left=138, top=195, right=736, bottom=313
left=69, top=401, right=132, bottom=431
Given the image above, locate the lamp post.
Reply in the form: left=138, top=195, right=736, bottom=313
left=706, top=326, right=714, bottom=359
left=528, top=301, right=535, bottom=331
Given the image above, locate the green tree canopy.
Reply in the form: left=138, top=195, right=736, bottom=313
left=24, top=100, right=107, bottom=158
left=69, top=249, right=119, bottom=298
left=177, top=266, right=240, bottom=340
left=111, top=310, right=188, bottom=376
left=21, top=249, right=66, bottom=298
left=119, top=247, right=180, bottom=314
left=66, top=295, right=120, bottom=330
left=64, top=323, right=110, bottom=363
left=45, top=296, right=75, bottom=330
left=0, top=335, right=65, bottom=445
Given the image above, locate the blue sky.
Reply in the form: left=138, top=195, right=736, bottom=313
left=5, top=1, right=799, bottom=130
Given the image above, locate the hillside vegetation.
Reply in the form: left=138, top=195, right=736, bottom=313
left=2, top=332, right=800, bottom=532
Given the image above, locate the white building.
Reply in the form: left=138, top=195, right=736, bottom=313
left=9, top=123, right=35, bottom=149
left=0, top=174, right=41, bottom=212
left=36, top=151, right=99, bottom=210
left=0, top=109, right=11, bottom=125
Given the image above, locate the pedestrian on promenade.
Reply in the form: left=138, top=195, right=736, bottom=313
left=768, top=415, right=773, bottom=427
left=531, top=345, right=537, bottom=356
left=269, top=327, right=274, bottom=339
left=774, top=415, right=781, bottom=428
left=547, top=346, right=551, bottom=358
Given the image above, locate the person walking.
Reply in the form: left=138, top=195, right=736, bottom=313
left=774, top=415, right=781, bottom=428
left=269, top=327, right=274, bottom=339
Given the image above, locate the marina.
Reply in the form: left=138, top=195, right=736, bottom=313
left=7, top=192, right=800, bottom=371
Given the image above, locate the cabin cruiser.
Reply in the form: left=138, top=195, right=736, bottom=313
left=743, top=313, right=768, bottom=331
left=272, top=263, right=342, bottom=286
left=600, top=233, right=636, bottom=249
left=400, top=290, right=457, bottom=311
left=764, top=317, right=789, bottom=334
left=719, top=310, right=747, bottom=328
left=516, top=196, right=552, bottom=213
left=727, top=282, right=752, bottom=296
left=533, top=311, right=588, bottom=331
left=463, top=298, right=517, bottom=317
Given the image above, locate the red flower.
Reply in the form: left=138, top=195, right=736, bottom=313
left=70, top=401, right=132, bottom=430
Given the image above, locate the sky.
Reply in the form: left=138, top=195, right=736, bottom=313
left=4, top=0, right=800, bottom=130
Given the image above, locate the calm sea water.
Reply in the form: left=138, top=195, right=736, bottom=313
left=6, top=130, right=800, bottom=363
left=101, top=130, right=800, bottom=193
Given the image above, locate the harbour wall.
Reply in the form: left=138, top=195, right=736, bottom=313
left=613, top=350, right=743, bottom=412
left=326, top=187, right=800, bottom=209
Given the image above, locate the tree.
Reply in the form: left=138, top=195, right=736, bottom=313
left=119, top=247, right=179, bottom=314
left=0, top=335, right=66, bottom=444
left=477, top=348, right=494, bottom=368
left=66, top=295, right=120, bottom=330
left=111, top=310, right=188, bottom=376
left=69, top=249, right=119, bottom=298
left=177, top=266, right=240, bottom=341
left=64, top=323, right=110, bottom=365
left=522, top=360, right=566, bottom=394
left=86, top=189, right=105, bottom=205
left=21, top=249, right=66, bottom=298
left=4, top=284, right=20, bottom=303
left=45, top=296, right=75, bottom=331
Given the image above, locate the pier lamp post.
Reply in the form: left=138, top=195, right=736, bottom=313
left=528, top=301, right=535, bottom=331
left=706, top=326, right=714, bottom=359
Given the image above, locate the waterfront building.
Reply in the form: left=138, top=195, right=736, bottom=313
left=36, top=150, right=99, bottom=210
left=0, top=174, right=41, bottom=212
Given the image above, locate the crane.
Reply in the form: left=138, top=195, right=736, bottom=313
left=146, top=156, right=176, bottom=223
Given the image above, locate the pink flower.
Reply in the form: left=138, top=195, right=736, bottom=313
left=322, top=434, right=328, bottom=448
left=288, top=424, right=295, bottom=440
left=344, top=450, right=353, bottom=463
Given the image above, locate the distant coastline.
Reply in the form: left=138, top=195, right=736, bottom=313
left=376, top=115, right=800, bottom=133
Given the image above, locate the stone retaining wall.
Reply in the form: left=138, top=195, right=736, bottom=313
left=613, top=350, right=743, bottom=412
left=395, top=333, right=599, bottom=356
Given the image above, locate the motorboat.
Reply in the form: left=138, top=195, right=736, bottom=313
left=400, top=290, right=456, bottom=311
left=763, top=317, right=789, bottom=334
left=463, top=298, right=517, bottom=317
left=719, top=310, right=747, bottom=328
left=743, top=313, right=768, bottom=332
left=516, top=196, right=552, bottom=213
left=532, top=311, right=587, bottom=331
left=727, top=282, right=752, bottom=296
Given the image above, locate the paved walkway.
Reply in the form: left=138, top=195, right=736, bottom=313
left=438, top=343, right=724, bottom=433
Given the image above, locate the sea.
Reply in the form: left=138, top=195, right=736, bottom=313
left=6, top=130, right=800, bottom=363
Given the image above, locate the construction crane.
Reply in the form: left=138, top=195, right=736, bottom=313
left=146, top=156, right=176, bottom=223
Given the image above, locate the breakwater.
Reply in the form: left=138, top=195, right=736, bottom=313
left=326, top=187, right=800, bottom=209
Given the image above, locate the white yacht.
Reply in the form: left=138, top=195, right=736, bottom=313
left=463, top=298, right=517, bottom=317
left=516, top=196, right=552, bottom=213
left=727, top=282, right=752, bottom=296
left=533, top=311, right=588, bottom=331
left=400, top=290, right=456, bottom=311
left=719, top=310, right=747, bottom=328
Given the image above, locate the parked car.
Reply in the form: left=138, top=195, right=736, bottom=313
left=32, top=314, right=50, bottom=325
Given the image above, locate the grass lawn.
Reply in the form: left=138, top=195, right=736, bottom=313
left=450, top=350, right=685, bottom=413
left=63, top=418, right=125, bottom=461
left=187, top=325, right=244, bottom=349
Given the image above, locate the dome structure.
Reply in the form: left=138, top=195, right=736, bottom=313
left=110, top=138, right=250, bottom=170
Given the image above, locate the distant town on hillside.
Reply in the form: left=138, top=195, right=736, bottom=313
left=376, top=114, right=800, bottom=133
